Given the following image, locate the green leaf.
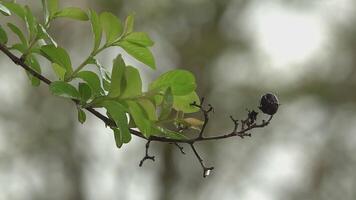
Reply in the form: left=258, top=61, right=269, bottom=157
left=120, top=66, right=142, bottom=98
left=138, top=99, right=157, bottom=121
left=108, top=54, right=125, bottom=97
left=76, top=71, right=103, bottom=96
left=124, top=14, right=135, bottom=34
left=40, top=45, right=72, bottom=76
left=173, top=91, right=200, bottom=113
left=37, top=24, right=57, bottom=47
left=54, top=7, right=88, bottom=21
left=125, top=32, right=154, bottom=47
left=101, top=101, right=131, bottom=143
left=10, top=43, right=27, bottom=52
left=112, top=128, right=123, bottom=148
left=1, top=2, right=25, bottom=19
left=49, top=81, right=80, bottom=100
left=7, top=23, right=27, bottom=46
left=41, top=0, right=50, bottom=24
left=100, top=12, right=123, bottom=44
left=0, top=4, right=11, bottom=16
left=79, top=82, right=92, bottom=103
left=52, top=63, right=66, bottom=81
left=25, top=55, right=41, bottom=86
left=77, top=108, right=86, bottom=124
left=118, top=41, right=155, bottom=69
left=0, top=25, right=8, bottom=44
left=126, top=100, right=151, bottom=137
left=47, top=0, right=58, bottom=18
left=24, top=6, right=38, bottom=41
left=159, top=87, right=173, bottom=120
left=149, top=70, right=196, bottom=96
left=89, top=9, right=102, bottom=51
left=153, top=126, right=187, bottom=140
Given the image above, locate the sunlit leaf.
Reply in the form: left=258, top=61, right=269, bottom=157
left=125, top=32, right=154, bottom=47
left=138, top=99, right=157, bottom=121
left=100, top=12, right=123, bottom=44
left=120, top=66, right=142, bottom=98
left=118, top=41, right=155, bottom=69
left=54, top=7, right=88, bottom=21
left=124, top=13, right=134, bottom=34
left=173, top=91, right=200, bottom=113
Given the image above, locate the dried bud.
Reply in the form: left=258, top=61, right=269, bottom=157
left=258, top=93, right=279, bottom=115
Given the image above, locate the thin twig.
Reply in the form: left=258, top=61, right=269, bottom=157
left=172, top=142, right=185, bottom=154
left=191, top=97, right=214, bottom=139
left=190, top=143, right=214, bottom=178
left=139, top=140, right=155, bottom=167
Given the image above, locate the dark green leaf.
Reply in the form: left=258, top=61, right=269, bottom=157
left=0, top=25, right=8, bottom=44
left=49, top=81, right=80, bottom=100
left=118, top=41, right=155, bottom=69
left=25, top=55, right=41, bottom=86
left=101, top=101, right=131, bottom=143
left=1, top=2, right=25, bottom=19
left=52, top=63, right=66, bottom=81
left=54, top=7, right=88, bottom=21
left=100, top=12, right=123, bottom=44
left=138, top=99, right=157, bottom=121
left=173, top=91, right=200, bottom=113
left=108, top=54, right=125, bottom=97
left=112, top=128, right=123, bottom=148
left=40, top=45, right=72, bottom=75
left=125, top=32, right=154, bottom=47
left=77, top=108, right=86, bottom=124
left=126, top=100, right=151, bottom=137
left=159, top=87, right=173, bottom=120
left=0, top=4, right=11, bottom=16
left=89, top=9, right=102, bottom=51
left=79, top=82, right=92, bottom=103
left=7, top=23, right=27, bottom=46
left=76, top=71, right=103, bottom=96
left=120, top=66, right=142, bottom=98
left=149, top=70, right=196, bottom=96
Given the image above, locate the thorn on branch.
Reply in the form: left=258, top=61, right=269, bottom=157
left=139, top=140, right=155, bottom=167
left=190, top=144, right=214, bottom=178
left=171, top=142, right=185, bottom=154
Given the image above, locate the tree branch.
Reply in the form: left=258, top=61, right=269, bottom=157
left=139, top=140, right=155, bottom=167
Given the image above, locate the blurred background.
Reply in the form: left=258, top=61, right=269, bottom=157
left=1, top=0, right=356, bottom=199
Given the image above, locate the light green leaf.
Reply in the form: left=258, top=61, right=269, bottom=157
left=0, top=4, right=11, bottom=16
left=108, top=54, right=125, bottom=97
left=49, top=81, right=80, bottom=100
left=120, top=66, right=142, bottom=98
left=1, top=2, right=25, bottom=19
left=24, top=6, right=38, bottom=41
left=0, top=25, right=8, bottom=44
left=101, top=101, right=131, bottom=143
left=118, top=41, right=155, bottom=69
left=89, top=9, right=102, bottom=51
left=52, top=63, right=66, bottom=81
left=79, top=82, right=92, bottom=103
left=7, top=23, right=27, bottom=46
left=47, top=0, right=58, bottom=18
left=76, top=71, right=103, bottom=96
left=149, top=70, right=196, bottom=96
left=77, top=108, right=86, bottom=124
left=126, top=100, right=151, bottom=137
left=153, top=126, right=187, bottom=140
left=173, top=91, right=200, bottom=113
left=138, top=99, right=157, bottom=121
left=125, top=32, right=154, bottom=47
left=124, top=14, right=134, bottom=34
left=159, top=87, right=173, bottom=120
left=54, top=7, right=88, bottom=21
left=100, top=12, right=123, bottom=44
left=40, top=45, right=72, bottom=76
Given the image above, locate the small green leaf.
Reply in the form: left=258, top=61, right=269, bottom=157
left=54, top=7, right=88, bottom=21
left=0, top=25, right=8, bottom=44
left=52, top=63, right=66, bottom=81
left=159, top=87, right=173, bottom=120
left=138, top=99, right=157, bottom=121
left=126, top=100, right=151, bottom=137
left=7, top=23, right=27, bottom=46
left=40, top=45, right=72, bottom=76
left=173, top=91, right=200, bottom=113
left=125, top=32, right=154, bottom=47
left=149, top=70, right=196, bottom=96
left=120, top=66, right=142, bottom=98
left=24, top=6, right=38, bottom=41
left=89, top=9, right=102, bottom=51
left=47, top=0, right=58, bottom=18
left=76, top=71, right=103, bottom=96
left=0, top=4, right=11, bottom=16
left=25, top=55, right=41, bottom=86
left=77, top=108, right=86, bottom=124
left=100, top=12, right=123, bottom=44
left=124, top=14, right=135, bottom=34
left=38, top=24, right=57, bottom=47
left=101, top=101, right=131, bottom=143
left=108, top=55, right=125, bottom=97
left=1, top=2, right=25, bottom=19
left=117, top=41, right=155, bottom=69
left=41, top=0, right=50, bottom=24
left=112, top=128, right=123, bottom=148
left=79, top=82, right=92, bottom=103
left=49, top=81, right=80, bottom=100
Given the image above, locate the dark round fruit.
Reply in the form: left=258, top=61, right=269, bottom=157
left=258, top=93, right=279, bottom=115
